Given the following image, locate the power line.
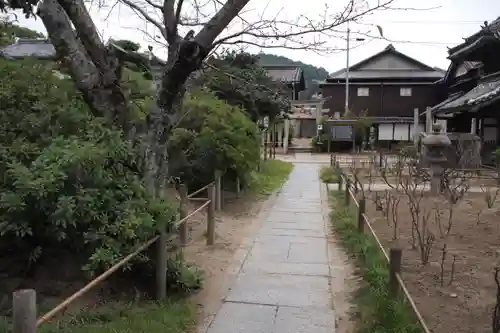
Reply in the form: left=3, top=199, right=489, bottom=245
left=363, top=20, right=485, bottom=25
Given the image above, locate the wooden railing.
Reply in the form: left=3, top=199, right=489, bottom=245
left=10, top=176, right=223, bottom=333
left=336, top=172, right=432, bottom=333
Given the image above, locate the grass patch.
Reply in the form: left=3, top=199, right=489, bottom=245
left=329, top=191, right=422, bottom=333
left=0, top=299, right=195, bottom=333
left=319, top=166, right=339, bottom=183
left=248, top=160, right=294, bottom=195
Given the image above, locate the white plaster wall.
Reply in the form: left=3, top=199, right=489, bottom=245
left=394, top=124, right=410, bottom=141
left=378, top=124, right=393, bottom=140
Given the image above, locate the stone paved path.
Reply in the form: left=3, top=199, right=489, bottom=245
left=205, top=163, right=341, bottom=333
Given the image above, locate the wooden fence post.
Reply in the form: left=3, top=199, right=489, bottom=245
left=207, top=184, right=216, bottom=245
left=215, top=171, right=222, bottom=212
left=155, top=229, right=168, bottom=300
left=338, top=173, right=343, bottom=191
left=13, top=289, right=36, bottom=333
left=236, top=177, right=241, bottom=198
left=389, top=248, right=402, bottom=297
left=357, top=197, right=365, bottom=233
left=344, top=178, right=350, bottom=206
left=179, top=184, right=188, bottom=246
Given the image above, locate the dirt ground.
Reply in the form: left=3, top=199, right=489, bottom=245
left=180, top=191, right=274, bottom=333
left=361, top=189, right=500, bottom=333
left=342, top=167, right=500, bottom=189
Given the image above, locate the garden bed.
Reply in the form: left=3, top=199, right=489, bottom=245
left=362, top=190, right=500, bottom=333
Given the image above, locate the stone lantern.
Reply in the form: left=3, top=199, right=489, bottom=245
left=421, top=122, right=451, bottom=194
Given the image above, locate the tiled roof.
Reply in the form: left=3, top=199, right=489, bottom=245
left=437, top=73, right=500, bottom=111
left=328, top=70, right=443, bottom=80
left=261, top=65, right=303, bottom=83
left=325, top=44, right=444, bottom=81
left=448, top=17, right=500, bottom=58
left=1, top=38, right=56, bottom=59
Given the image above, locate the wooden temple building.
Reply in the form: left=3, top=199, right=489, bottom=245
left=430, top=17, right=500, bottom=162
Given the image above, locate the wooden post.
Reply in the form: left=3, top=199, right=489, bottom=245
left=283, top=118, right=290, bottom=154
left=389, top=248, right=403, bottom=297
left=207, top=184, right=216, bottom=245
left=155, top=230, right=168, bottom=300
left=327, top=134, right=331, bottom=153
left=344, top=178, right=350, bottom=206
left=215, top=171, right=222, bottom=211
left=13, top=289, right=36, bottom=333
left=338, top=174, right=343, bottom=191
left=357, top=197, right=365, bottom=233
left=425, top=106, right=432, bottom=133
left=179, top=184, right=188, bottom=246
left=413, top=108, right=419, bottom=143
left=263, top=130, right=268, bottom=161
left=236, top=177, right=241, bottom=198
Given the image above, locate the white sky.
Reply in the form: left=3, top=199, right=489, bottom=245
left=15, top=0, right=500, bottom=74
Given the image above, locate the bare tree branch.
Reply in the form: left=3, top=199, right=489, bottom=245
left=120, top=0, right=168, bottom=39
left=194, top=0, right=251, bottom=48
left=58, top=0, right=110, bottom=71
left=162, top=0, right=177, bottom=42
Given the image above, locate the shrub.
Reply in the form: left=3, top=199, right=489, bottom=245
left=169, top=89, right=259, bottom=190
left=319, top=166, right=338, bottom=183
left=0, top=58, right=176, bottom=279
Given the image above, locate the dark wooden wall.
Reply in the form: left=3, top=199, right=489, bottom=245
left=321, top=82, right=440, bottom=117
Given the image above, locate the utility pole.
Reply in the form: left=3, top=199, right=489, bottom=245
left=345, top=22, right=365, bottom=153
left=345, top=22, right=350, bottom=114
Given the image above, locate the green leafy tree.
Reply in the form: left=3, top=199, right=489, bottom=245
left=0, top=58, right=175, bottom=279
left=0, top=18, right=43, bottom=46
left=196, top=51, right=291, bottom=122
left=113, top=39, right=141, bottom=52
left=169, top=89, right=259, bottom=191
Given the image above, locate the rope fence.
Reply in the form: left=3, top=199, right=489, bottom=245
left=337, top=172, right=432, bottom=333
left=11, top=173, right=225, bottom=333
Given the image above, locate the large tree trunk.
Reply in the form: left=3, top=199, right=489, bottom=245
left=38, top=0, right=132, bottom=133
left=143, top=38, right=208, bottom=195
left=37, top=0, right=248, bottom=196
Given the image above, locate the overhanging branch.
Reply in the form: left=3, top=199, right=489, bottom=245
left=194, top=0, right=251, bottom=49
left=120, top=0, right=168, bottom=40
left=37, top=0, right=98, bottom=92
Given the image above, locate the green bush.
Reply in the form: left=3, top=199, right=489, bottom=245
left=319, top=166, right=338, bottom=183
left=0, top=58, right=176, bottom=278
left=169, top=89, right=259, bottom=190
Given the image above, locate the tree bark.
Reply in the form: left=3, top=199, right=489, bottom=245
left=37, top=0, right=253, bottom=197
left=38, top=0, right=132, bottom=133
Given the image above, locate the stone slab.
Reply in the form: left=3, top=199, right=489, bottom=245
left=257, top=228, right=325, bottom=238
left=273, top=306, right=336, bottom=333
left=262, top=221, right=324, bottom=231
left=287, top=242, right=329, bottom=264
left=246, top=240, right=290, bottom=262
left=205, top=302, right=276, bottom=333
left=226, top=273, right=331, bottom=308
left=254, top=234, right=323, bottom=244
left=242, top=260, right=330, bottom=276
left=267, top=211, right=323, bottom=223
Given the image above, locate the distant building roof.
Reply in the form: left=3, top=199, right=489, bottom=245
left=260, top=65, right=303, bottom=84
left=323, top=44, right=444, bottom=82
left=328, top=70, right=443, bottom=80
left=434, top=72, right=500, bottom=114
left=448, top=17, right=500, bottom=59
left=1, top=38, right=56, bottom=59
